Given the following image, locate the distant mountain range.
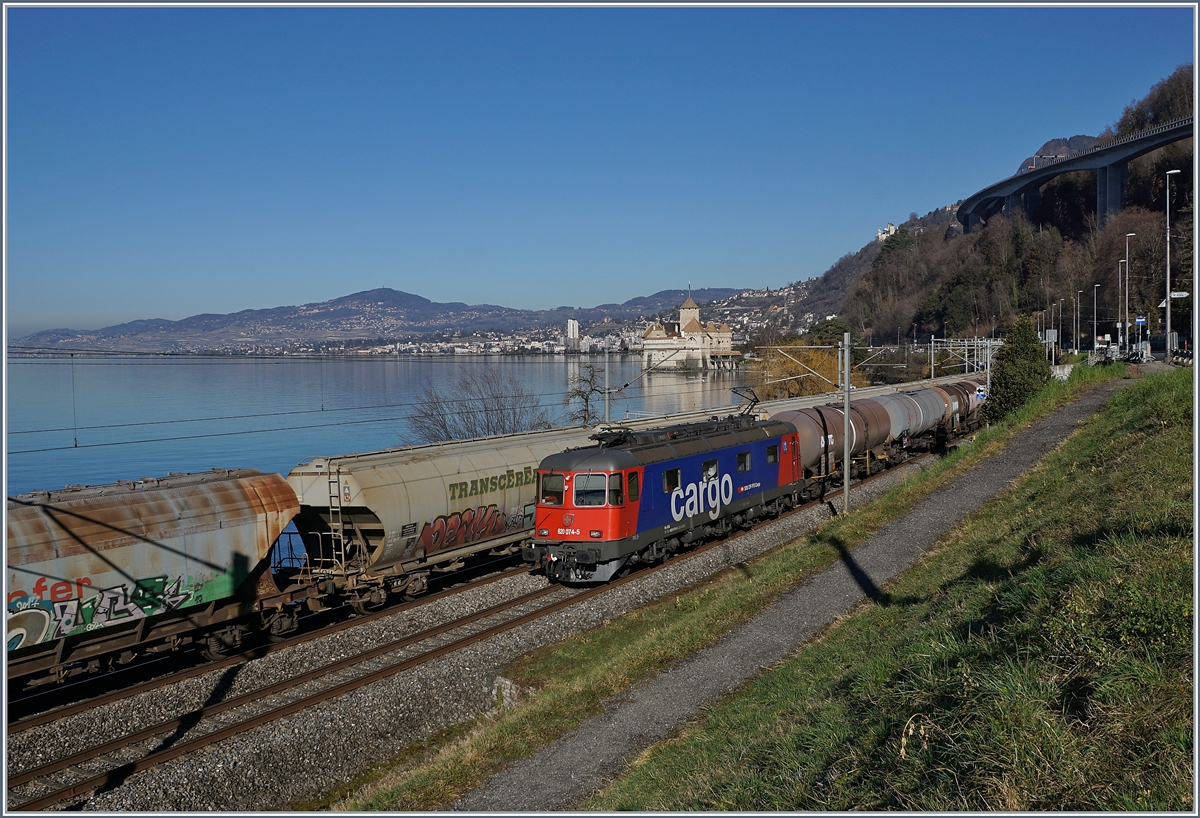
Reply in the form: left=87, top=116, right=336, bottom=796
left=16, top=112, right=1147, bottom=357
left=13, top=287, right=744, bottom=353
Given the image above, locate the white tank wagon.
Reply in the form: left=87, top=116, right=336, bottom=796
left=286, top=429, right=590, bottom=605
left=6, top=469, right=299, bottom=684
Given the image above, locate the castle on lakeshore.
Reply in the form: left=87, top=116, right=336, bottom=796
left=641, top=296, right=739, bottom=371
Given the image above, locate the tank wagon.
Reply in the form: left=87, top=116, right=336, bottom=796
left=284, top=426, right=602, bottom=609
left=6, top=470, right=299, bottom=684
left=524, top=378, right=985, bottom=582
left=771, top=378, right=985, bottom=490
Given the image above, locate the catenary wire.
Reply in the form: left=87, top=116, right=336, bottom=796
left=4, top=381, right=705, bottom=455
left=8, top=378, right=689, bottom=436
left=8, top=361, right=706, bottom=436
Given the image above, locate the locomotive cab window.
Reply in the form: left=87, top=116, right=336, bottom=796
left=608, top=473, right=624, bottom=506
left=540, top=473, right=565, bottom=506
left=737, top=452, right=751, bottom=473
left=575, top=473, right=607, bottom=506
left=702, top=460, right=718, bottom=482
left=766, top=445, right=779, bottom=465
left=627, top=472, right=639, bottom=502
left=663, top=468, right=681, bottom=494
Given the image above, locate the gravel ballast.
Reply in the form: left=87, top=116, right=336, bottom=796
left=23, top=380, right=1122, bottom=811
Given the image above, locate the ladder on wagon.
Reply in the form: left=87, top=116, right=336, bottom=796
left=319, top=464, right=350, bottom=574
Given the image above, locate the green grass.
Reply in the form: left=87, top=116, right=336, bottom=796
left=587, top=366, right=1193, bottom=811
left=326, top=362, right=1136, bottom=811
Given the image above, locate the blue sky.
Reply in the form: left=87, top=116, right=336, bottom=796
left=5, top=5, right=1195, bottom=337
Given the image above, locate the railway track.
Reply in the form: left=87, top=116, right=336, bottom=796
left=7, top=559, right=532, bottom=730
left=7, top=456, right=931, bottom=811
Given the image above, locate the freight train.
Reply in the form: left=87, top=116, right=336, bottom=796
left=7, top=408, right=727, bottom=684
left=6, top=376, right=984, bottom=686
left=524, top=378, right=985, bottom=582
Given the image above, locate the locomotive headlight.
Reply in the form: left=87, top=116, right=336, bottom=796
left=537, top=528, right=550, bottom=537
left=590, top=530, right=603, bottom=538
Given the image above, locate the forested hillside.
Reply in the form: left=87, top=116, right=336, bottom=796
left=836, top=64, right=1193, bottom=347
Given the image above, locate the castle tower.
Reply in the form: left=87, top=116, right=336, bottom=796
left=679, top=296, right=700, bottom=329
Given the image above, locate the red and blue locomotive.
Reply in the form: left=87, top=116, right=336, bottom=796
left=522, top=414, right=801, bottom=582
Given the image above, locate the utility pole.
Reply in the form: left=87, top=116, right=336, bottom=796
left=1058, top=298, right=1064, bottom=362
left=843, top=332, right=851, bottom=515
left=1166, top=169, right=1181, bottom=360
left=985, top=337, right=991, bottom=395
left=604, top=340, right=610, bottom=423
left=1080, top=290, right=1089, bottom=352
left=1125, top=233, right=1135, bottom=358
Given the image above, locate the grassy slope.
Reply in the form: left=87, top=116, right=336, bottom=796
left=328, top=363, right=1173, bottom=811
left=588, top=366, right=1193, bottom=811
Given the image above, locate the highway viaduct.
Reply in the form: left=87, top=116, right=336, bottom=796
left=956, top=115, right=1193, bottom=233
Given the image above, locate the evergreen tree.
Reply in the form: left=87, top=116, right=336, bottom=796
left=983, top=315, right=1051, bottom=422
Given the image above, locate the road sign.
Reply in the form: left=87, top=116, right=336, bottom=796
left=1136, top=316, right=1146, bottom=326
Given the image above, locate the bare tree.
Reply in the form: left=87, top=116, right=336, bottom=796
left=407, top=365, right=552, bottom=443
left=563, top=362, right=611, bottom=426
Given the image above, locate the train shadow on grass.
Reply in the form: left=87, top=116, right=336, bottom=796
left=825, top=535, right=925, bottom=608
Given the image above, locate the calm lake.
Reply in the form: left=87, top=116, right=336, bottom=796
left=6, top=355, right=746, bottom=496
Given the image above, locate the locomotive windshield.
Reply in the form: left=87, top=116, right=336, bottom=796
left=540, top=472, right=565, bottom=505
left=574, top=473, right=607, bottom=506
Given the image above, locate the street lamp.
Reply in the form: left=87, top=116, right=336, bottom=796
left=1117, top=259, right=1126, bottom=352
left=1166, top=169, right=1181, bottom=359
left=1125, top=232, right=1135, bottom=356
left=1080, top=290, right=1089, bottom=352
left=1058, top=298, right=1064, bottom=361
left=1093, top=283, right=1100, bottom=358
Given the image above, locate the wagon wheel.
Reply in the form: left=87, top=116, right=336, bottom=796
left=401, top=573, right=430, bottom=602
left=349, top=592, right=387, bottom=616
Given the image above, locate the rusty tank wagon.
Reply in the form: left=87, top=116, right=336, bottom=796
left=6, top=469, right=300, bottom=684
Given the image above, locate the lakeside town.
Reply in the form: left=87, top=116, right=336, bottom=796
left=12, top=280, right=841, bottom=362
left=209, top=281, right=830, bottom=362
